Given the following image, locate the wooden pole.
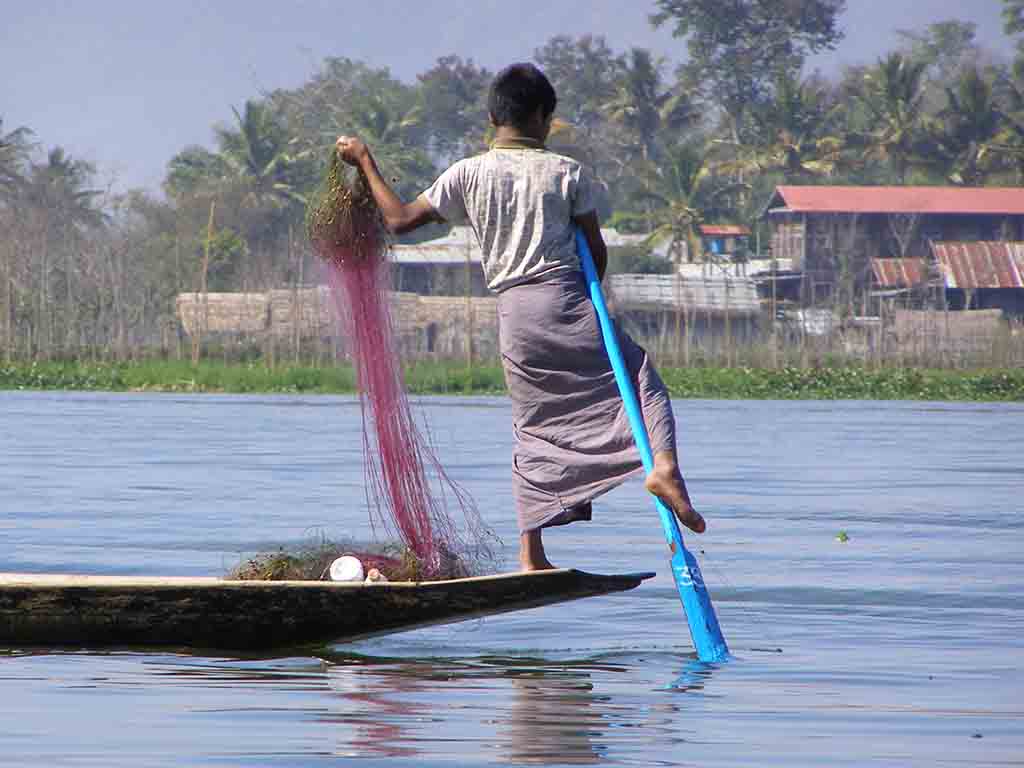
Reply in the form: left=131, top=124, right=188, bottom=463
left=291, top=223, right=302, bottom=365
left=465, top=231, right=473, bottom=382
left=192, top=200, right=215, bottom=366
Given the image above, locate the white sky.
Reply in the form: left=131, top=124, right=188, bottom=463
left=2, top=0, right=1015, bottom=192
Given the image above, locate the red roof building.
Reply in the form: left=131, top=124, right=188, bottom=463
left=870, top=258, right=928, bottom=290
left=765, top=186, right=1024, bottom=216
left=698, top=224, right=752, bottom=237
left=762, top=186, right=1024, bottom=302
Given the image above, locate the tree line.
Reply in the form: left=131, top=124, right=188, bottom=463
left=2, top=0, right=1023, bottom=362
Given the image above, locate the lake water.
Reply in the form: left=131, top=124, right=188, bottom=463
left=1, top=391, right=1022, bottom=767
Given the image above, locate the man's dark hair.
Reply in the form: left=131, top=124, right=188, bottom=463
left=488, top=63, right=557, bottom=128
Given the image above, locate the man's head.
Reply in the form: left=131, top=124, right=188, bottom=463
left=488, top=63, right=557, bottom=134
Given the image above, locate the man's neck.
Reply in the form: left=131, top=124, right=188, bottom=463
left=492, top=126, right=546, bottom=147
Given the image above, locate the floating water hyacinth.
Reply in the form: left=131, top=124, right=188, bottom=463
left=307, top=152, right=493, bottom=579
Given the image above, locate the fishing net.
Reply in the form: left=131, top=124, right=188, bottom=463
left=306, top=152, right=495, bottom=579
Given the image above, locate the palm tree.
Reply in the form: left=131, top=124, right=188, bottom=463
left=20, top=148, right=106, bottom=355
left=0, top=118, right=32, bottom=199
left=932, top=66, right=1002, bottom=186
left=320, top=88, right=434, bottom=200
left=0, top=119, right=34, bottom=355
left=1004, top=0, right=1024, bottom=77
left=719, top=72, right=845, bottom=183
left=992, top=69, right=1024, bottom=184
left=614, top=141, right=745, bottom=264
left=216, top=100, right=313, bottom=210
left=166, top=100, right=312, bottom=217
left=604, top=48, right=697, bottom=167
left=849, top=53, right=931, bottom=183
left=165, top=99, right=316, bottom=294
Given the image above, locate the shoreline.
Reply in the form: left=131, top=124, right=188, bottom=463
left=2, top=359, right=1023, bottom=402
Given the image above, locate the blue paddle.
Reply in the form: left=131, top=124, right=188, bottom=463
left=575, top=229, right=729, bottom=663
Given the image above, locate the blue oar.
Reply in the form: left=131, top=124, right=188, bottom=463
left=576, top=229, right=729, bottom=663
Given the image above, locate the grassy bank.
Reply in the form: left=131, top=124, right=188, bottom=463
left=1, top=359, right=1022, bottom=401
left=0, top=359, right=507, bottom=396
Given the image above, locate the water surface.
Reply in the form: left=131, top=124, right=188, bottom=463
left=2, top=392, right=1021, bottom=766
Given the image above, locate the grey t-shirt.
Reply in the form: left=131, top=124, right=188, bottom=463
left=421, top=148, right=597, bottom=292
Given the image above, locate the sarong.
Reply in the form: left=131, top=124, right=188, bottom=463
left=498, top=271, right=677, bottom=533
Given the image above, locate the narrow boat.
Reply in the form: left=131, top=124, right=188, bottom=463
left=0, top=569, right=654, bottom=650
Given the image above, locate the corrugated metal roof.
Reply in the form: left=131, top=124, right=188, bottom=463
left=699, top=224, right=751, bottom=236
left=931, top=241, right=1024, bottom=289
left=607, top=274, right=760, bottom=316
left=768, top=186, right=1024, bottom=215
left=871, top=258, right=926, bottom=288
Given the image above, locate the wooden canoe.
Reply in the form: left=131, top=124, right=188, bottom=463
left=0, top=569, right=654, bottom=650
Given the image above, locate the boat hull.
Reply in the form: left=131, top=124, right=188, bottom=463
left=0, top=569, right=654, bottom=650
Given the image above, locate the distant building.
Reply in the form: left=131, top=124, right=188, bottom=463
left=391, top=227, right=488, bottom=296
left=762, top=185, right=1024, bottom=302
left=698, top=224, right=751, bottom=262
left=871, top=241, right=1024, bottom=316
left=389, top=225, right=669, bottom=296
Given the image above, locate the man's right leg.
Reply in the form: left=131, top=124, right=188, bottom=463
left=519, top=528, right=555, bottom=572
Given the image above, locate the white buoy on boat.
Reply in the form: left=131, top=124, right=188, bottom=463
left=329, top=555, right=364, bottom=582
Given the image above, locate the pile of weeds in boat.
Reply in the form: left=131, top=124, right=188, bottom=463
left=227, top=538, right=474, bottom=582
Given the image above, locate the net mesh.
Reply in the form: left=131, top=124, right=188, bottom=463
left=306, top=154, right=495, bottom=578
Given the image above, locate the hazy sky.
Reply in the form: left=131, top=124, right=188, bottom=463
left=2, top=1, right=1015, bottom=192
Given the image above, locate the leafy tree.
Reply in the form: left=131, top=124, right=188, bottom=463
left=651, top=0, right=845, bottom=141
left=535, top=35, right=623, bottom=139
left=416, top=55, right=491, bottom=164
left=606, top=244, right=673, bottom=275
left=164, top=145, right=230, bottom=198
left=164, top=143, right=231, bottom=198
left=202, top=228, right=249, bottom=292
left=273, top=57, right=434, bottom=200
left=897, top=20, right=980, bottom=84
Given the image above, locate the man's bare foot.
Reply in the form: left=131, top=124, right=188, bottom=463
left=645, top=452, right=706, bottom=534
left=519, top=530, right=557, bottom=572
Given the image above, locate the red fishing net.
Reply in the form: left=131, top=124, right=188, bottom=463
left=307, top=155, right=494, bottom=578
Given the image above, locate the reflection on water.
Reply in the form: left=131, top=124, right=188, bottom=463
left=502, top=671, right=606, bottom=765
left=324, top=662, right=425, bottom=759
left=313, top=654, right=671, bottom=763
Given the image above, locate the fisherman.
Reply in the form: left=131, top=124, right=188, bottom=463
left=336, top=62, right=705, bottom=572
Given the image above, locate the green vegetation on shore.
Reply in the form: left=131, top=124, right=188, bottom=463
left=2, top=359, right=1022, bottom=402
